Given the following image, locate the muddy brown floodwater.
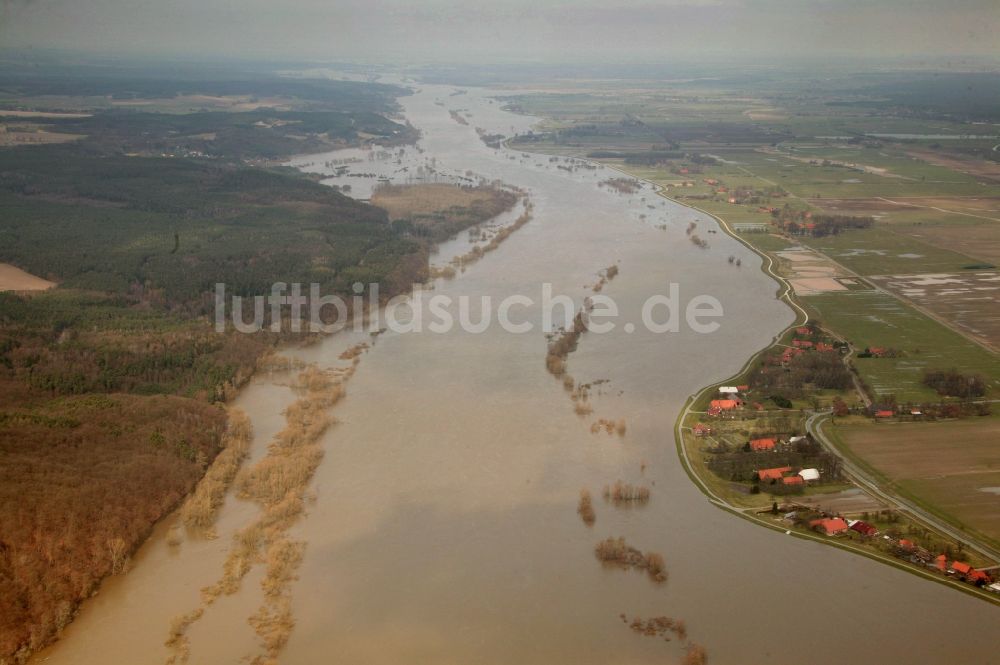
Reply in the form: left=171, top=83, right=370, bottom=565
left=32, top=81, right=1000, bottom=665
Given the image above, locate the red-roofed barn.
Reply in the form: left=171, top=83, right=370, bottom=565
left=757, top=466, right=793, bottom=481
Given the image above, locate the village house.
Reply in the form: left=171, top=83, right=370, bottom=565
left=780, top=347, right=804, bottom=364
left=811, top=517, right=849, bottom=536
left=968, top=569, right=991, bottom=585
left=949, top=561, right=972, bottom=577
left=708, top=398, right=742, bottom=416
left=750, top=437, right=776, bottom=452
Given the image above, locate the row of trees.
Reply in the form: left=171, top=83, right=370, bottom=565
left=771, top=204, right=874, bottom=237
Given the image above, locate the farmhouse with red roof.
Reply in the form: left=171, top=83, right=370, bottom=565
left=810, top=518, right=849, bottom=536
left=757, top=466, right=792, bottom=481
left=950, top=561, right=972, bottom=576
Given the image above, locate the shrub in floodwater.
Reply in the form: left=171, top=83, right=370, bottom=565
left=262, top=538, right=306, bottom=598
left=546, top=353, right=566, bottom=376
left=645, top=552, right=667, bottom=582
left=248, top=596, right=295, bottom=658
left=593, top=537, right=667, bottom=583
left=338, top=343, right=369, bottom=361
left=625, top=615, right=682, bottom=640
left=577, top=489, right=596, bottom=526
left=181, top=408, right=253, bottom=529
left=603, top=480, right=651, bottom=505
left=682, top=643, right=707, bottom=665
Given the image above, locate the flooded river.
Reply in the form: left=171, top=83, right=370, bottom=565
left=33, top=83, right=1000, bottom=665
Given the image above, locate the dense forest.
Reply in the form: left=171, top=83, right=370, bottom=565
left=0, top=148, right=425, bottom=307
left=0, top=394, right=227, bottom=661
left=39, top=109, right=413, bottom=159
left=0, top=67, right=438, bottom=664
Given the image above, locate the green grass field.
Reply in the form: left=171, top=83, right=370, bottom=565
left=801, top=226, right=979, bottom=275
left=803, top=290, right=1000, bottom=401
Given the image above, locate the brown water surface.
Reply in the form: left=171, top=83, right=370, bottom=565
left=32, top=82, right=1000, bottom=665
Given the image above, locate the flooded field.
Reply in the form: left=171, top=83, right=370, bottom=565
left=32, top=82, right=1000, bottom=665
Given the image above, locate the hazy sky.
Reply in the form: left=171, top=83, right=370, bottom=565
left=2, top=0, right=998, bottom=63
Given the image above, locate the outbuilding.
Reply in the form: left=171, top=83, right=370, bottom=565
left=849, top=520, right=878, bottom=537
left=798, top=468, right=820, bottom=482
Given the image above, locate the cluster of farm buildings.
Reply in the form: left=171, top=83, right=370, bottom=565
left=778, top=509, right=999, bottom=594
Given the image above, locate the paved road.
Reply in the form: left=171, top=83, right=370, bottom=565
left=806, top=410, right=1000, bottom=565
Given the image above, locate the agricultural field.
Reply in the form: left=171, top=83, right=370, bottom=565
left=801, top=226, right=982, bottom=275
left=901, top=222, right=1000, bottom=265
left=0, top=122, right=83, bottom=146
left=803, top=290, right=1000, bottom=401
left=829, top=417, right=1000, bottom=551
left=0, top=263, right=55, bottom=291
left=867, top=272, right=1000, bottom=352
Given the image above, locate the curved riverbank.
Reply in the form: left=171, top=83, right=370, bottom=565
left=511, top=144, right=1000, bottom=605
